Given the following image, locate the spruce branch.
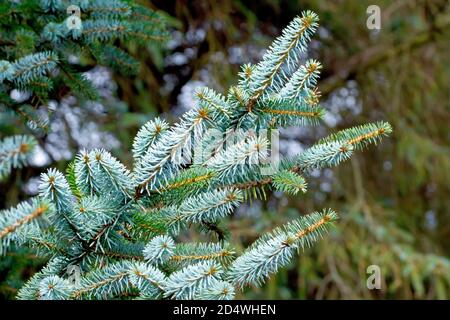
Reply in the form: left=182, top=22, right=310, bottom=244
left=38, top=275, right=73, bottom=300
left=0, top=135, right=37, bottom=181
left=72, top=261, right=132, bottom=299
left=195, top=87, right=232, bottom=128
left=29, top=230, right=69, bottom=257
left=169, top=188, right=243, bottom=225
left=88, top=0, right=131, bottom=19
left=39, top=168, right=76, bottom=215
left=272, top=170, right=307, bottom=195
left=143, top=235, right=175, bottom=266
left=72, top=195, right=121, bottom=243
left=0, top=198, right=51, bottom=255
left=170, top=242, right=235, bottom=268
left=82, top=19, right=128, bottom=43
left=11, top=52, right=59, bottom=85
left=247, top=11, right=319, bottom=111
left=74, top=150, right=98, bottom=197
left=155, top=167, right=214, bottom=195
left=319, top=121, right=393, bottom=150
left=279, top=59, right=322, bottom=100
left=257, top=97, right=325, bottom=127
left=132, top=117, right=169, bottom=164
left=91, top=44, right=140, bottom=76
left=128, top=262, right=166, bottom=298
left=163, top=261, right=222, bottom=300
left=2, top=10, right=393, bottom=300
left=205, top=135, right=269, bottom=185
left=87, top=149, right=134, bottom=201
left=196, top=279, right=235, bottom=300
left=58, top=61, right=99, bottom=101
left=297, top=141, right=354, bottom=170
left=131, top=210, right=167, bottom=240
left=38, top=168, right=84, bottom=241
left=227, top=209, right=337, bottom=288
left=17, top=257, right=69, bottom=300
left=134, top=107, right=211, bottom=192
left=66, top=161, right=83, bottom=200
left=0, top=60, right=13, bottom=82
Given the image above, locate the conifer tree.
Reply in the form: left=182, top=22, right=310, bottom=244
left=0, top=0, right=167, bottom=180
left=0, top=10, right=391, bottom=300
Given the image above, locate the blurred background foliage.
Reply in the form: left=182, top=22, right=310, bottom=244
left=1, top=0, right=449, bottom=299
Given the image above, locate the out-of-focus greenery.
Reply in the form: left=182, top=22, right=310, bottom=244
left=1, top=0, right=449, bottom=299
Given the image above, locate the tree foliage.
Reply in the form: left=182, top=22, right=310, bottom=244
left=0, top=0, right=167, bottom=180
left=0, top=10, right=391, bottom=300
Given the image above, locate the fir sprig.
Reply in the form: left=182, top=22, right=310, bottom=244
left=0, top=135, right=37, bottom=181
left=227, top=209, right=337, bottom=287
left=0, top=198, right=51, bottom=255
